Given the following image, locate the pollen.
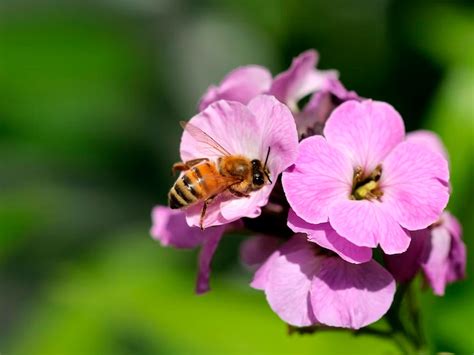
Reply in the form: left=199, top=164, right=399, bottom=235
left=350, top=165, right=383, bottom=201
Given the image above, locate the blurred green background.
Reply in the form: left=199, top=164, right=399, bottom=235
left=0, top=0, right=472, bottom=354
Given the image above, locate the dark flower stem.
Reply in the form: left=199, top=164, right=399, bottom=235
left=385, top=281, right=428, bottom=353
left=406, top=283, right=428, bottom=352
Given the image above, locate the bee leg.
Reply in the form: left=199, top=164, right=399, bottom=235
left=172, top=162, right=189, bottom=174
left=172, top=158, right=209, bottom=175
left=228, top=187, right=250, bottom=198
left=185, top=158, right=209, bottom=166
left=200, top=196, right=216, bottom=230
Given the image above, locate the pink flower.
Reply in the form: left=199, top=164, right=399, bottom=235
left=269, top=49, right=360, bottom=138
left=283, top=100, right=450, bottom=255
left=198, top=50, right=342, bottom=112
left=181, top=95, right=299, bottom=229
left=385, top=211, right=466, bottom=295
left=197, top=50, right=357, bottom=139
left=151, top=206, right=226, bottom=294
left=251, top=235, right=396, bottom=329
left=295, top=78, right=360, bottom=138
left=198, top=66, right=272, bottom=111
left=268, top=49, right=339, bottom=112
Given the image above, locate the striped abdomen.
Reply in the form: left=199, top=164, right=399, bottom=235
left=168, top=162, right=223, bottom=209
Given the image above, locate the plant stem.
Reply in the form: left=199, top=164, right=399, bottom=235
left=406, top=282, right=428, bottom=352
left=385, top=281, right=429, bottom=354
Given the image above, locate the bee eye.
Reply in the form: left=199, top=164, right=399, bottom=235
left=253, top=174, right=264, bottom=186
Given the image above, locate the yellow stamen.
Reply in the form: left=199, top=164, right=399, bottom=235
left=354, top=180, right=380, bottom=200
left=351, top=164, right=383, bottom=201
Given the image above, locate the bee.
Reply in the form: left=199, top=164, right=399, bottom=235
left=168, top=121, right=272, bottom=230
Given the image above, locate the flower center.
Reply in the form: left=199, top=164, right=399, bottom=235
left=350, top=164, right=383, bottom=201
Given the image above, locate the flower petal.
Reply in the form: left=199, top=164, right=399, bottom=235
left=240, top=235, right=281, bottom=267
left=219, top=188, right=269, bottom=221
left=198, top=65, right=272, bottom=111
left=181, top=100, right=261, bottom=161
left=196, top=230, right=224, bottom=294
left=443, top=212, right=466, bottom=283
left=329, top=200, right=411, bottom=254
left=250, top=248, right=280, bottom=291
left=264, top=236, right=319, bottom=326
left=295, top=91, right=334, bottom=137
left=419, top=212, right=465, bottom=295
left=406, top=130, right=449, bottom=160
left=282, top=135, right=353, bottom=225
left=150, top=206, right=204, bottom=248
left=443, top=211, right=462, bottom=241
left=384, top=228, right=430, bottom=283
left=421, top=225, right=451, bottom=296
left=287, top=209, right=372, bottom=264
left=296, top=79, right=360, bottom=138
left=247, top=95, right=299, bottom=175
left=447, top=236, right=467, bottom=284
left=184, top=195, right=233, bottom=229
left=324, top=100, right=405, bottom=173
left=322, top=77, right=360, bottom=102
left=310, top=258, right=395, bottom=329
left=269, top=50, right=338, bottom=110
left=381, top=141, right=450, bottom=231
left=251, top=234, right=310, bottom=291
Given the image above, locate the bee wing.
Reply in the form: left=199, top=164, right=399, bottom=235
left=201, top=171, right=242, bottom=192
left=180, top=121, right=232, bottom=157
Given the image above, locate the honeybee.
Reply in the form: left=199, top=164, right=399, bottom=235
left=168, top=121, right=272, bottom=230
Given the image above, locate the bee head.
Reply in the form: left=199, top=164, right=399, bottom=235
left=251, top=158, right=271, bottom=189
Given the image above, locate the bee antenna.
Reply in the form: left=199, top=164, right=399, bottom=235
left=263, top=147, right=272, bottom=184
left=263, top=146, right=271, bottom=169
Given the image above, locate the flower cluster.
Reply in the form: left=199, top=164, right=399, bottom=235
left=151, top=50, right=466, bottom=330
